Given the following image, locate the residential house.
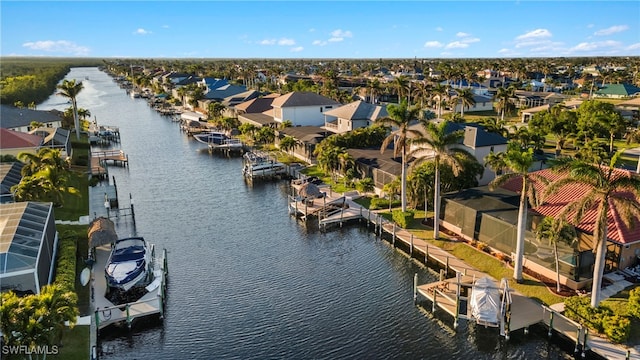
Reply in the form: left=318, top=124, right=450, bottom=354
left=0, top=105, right=64, bottom=132
left=0, top=128, right=43, bottom=158
left=595, top=83, right=640, bottom=99
left=441, top=166, right=640, bottom=291
left=0, top=162, right=24, bottom=203
left=347, top=148, right=402, bottom=194
left=513, top=90, right=567, bottom=109
left=30, top=127, right=72, bottom=158
left=236, top=94, right=281, bottom=128
left=323, top=100, right=388, bottom=134
left=0, top=202, right=58, bottom=295
left=270, top=91, right=341, bottom=127
left=520, top=100, right=582, bottom=123
left=452, top=94, right=493, bottom=114
left=277, top=126, right=331, bottom=164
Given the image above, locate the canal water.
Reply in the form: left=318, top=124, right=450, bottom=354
left=40, top=67, right=580, bottom=359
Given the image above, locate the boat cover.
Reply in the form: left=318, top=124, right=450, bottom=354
left=469, top=277, right=501, bottom=327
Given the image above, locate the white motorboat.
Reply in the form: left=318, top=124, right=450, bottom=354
left=242, top=151, right=286, bottom=178
left=469, top=277, right=501, bottom=328
left=105, top=237, right=150, bottom=292
left=193, top=131, right=229, bottom=145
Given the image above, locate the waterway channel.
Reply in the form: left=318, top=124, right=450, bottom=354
left=40, top=67, right=581, bottom=359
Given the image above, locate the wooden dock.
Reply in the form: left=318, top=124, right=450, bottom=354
left=90, top=149, right=129, bottom=178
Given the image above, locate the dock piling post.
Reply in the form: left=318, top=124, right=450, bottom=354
left=392, top=223, right=396, bottom=246
left=454, top=272, right=461, bottom=329
left=574, top=326, right=581, bottom=353
left=432, top=288, right=437, bottom=312
left=425, top=244, right=429, bottom=264
left=445, top=256, right=450, bottom=274
left=524, top=326, right=529, bottom=335
left=582, top=328, right=588, bottom=358
left=158, top=293, right=164, bottom=319
left=410, top=234, right=414, bottom=256
left=548, top=311, right=554, bottom=337
left=413, top=273, right=418, bottom=304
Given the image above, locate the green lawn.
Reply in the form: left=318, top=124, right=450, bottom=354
left=54, top=170, right=89, bottom=221
left=54, top=326, right=90, bottom=360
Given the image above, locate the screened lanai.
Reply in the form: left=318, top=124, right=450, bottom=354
left=0, top=202, right=56, bottom=295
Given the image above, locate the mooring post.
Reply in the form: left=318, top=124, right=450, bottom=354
left=432, top=288, right=437, bottom=312
left=413, top=273, right=418, bottom=304
left=158, top=294, right=164, bottom=319
left=410, top=234, right=414, bottom=256
left=446, top=256, right=450, bottom=274
left=574, top=326, right=581, bottom=353
left=425, top=244, right=429, bottom=263
left=454, top=272, right=461, bottom=329
left=392, top=223, right=396, bottom=246
left=548, top=311, right=554, bottom=337
left=582, top=328, right=588, bottom=358
left=94, top=310, right=100, bottom=332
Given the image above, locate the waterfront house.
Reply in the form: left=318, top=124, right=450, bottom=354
left=0, top=105, right=64, bottom=132
left=323, top=100, right=388, bottom=134
left=0, top=202, right=58, bottom=295
left=0, top=162, right=24, bottom=203
left=276, top=126, right=331, bottom=164
left=270, top=91, right=341, bottom=127
left=29, top=127, right=72, bottom=158
left=347, top=148, right=402, bottom=194
left=0, top=128, right=43, bottom=158
left=236, top=94, right=281, bottom=128
left=441, top=167, right=640, bottom=291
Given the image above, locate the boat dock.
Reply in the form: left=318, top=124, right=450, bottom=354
left=289, top=192, right=640, bottom=359
left=208, top=138, right=246, bottom=156
left=90, top=149, right=129, bottom=178
left=92, top=244, right=168, bottom=330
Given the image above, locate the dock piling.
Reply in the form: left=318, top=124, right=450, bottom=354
left=413, top=273, right=418, bottom=304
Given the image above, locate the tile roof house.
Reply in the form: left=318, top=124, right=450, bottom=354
left=0, top=128, right=43, bottom=157
left=270, top=92, right=341, bottom=127
left=236, top=94, right=281, bottom=128
left=323, top=100, right=388, bottom=134
left=501, top=167, right=640, bottom=272
left=29, top=127, right=72, bottom=158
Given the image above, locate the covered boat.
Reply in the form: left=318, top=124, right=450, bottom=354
left=105, top=237, right=150, bottom=291
left=469, top=277, right=501, bottom=327
left=193, top=131, right=228, bottom=145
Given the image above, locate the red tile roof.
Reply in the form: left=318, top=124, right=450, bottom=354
left=501, top=168, right=640, bottom=245
left=0, top=128, right=42, bottom=149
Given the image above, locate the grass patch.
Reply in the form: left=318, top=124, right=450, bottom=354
left=56, top=224, right=90, bottom=315
left=54, top=326, right=90, bottom=360
left=54, top=170, right=89, bottom=221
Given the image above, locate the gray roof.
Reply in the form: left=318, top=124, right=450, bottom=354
left=347, top=148, right=402, bottom=176
left=204, top=84, right=248, bottom=101
left=323, top=100, right=388, bottom=121
left=0, top=105, right=63, bottom=129
left=272, top=91, right=340, bottom=108
left=278, top=126, right=330, bottom=144
left=238, top=113, right=277, bottom=127
left=462, top=124, right=508, bottom=148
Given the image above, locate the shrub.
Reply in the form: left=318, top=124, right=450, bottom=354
left=564, top=296, right=612, bottom=334
left=370, top=197, right=401, bottom=210
left=629, top=287, right=640, bottom=319
left=54, top=233, right=79, bottom=293
left=392, top=210, right=414, bottom=228
left=476, top=242, right=490, bottom=252
left=602, top=315, right=631, bottom=343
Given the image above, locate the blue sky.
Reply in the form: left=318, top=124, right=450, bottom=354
left=2, top=1, right=639, bottom=58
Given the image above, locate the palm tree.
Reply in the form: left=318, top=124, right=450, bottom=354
left=486, top=142, right=547, bottom=282
left=493, top=85, right=515, bottom=122
left=377, top=100, right=422, bottom=212
left=431, top=83, right=449, bottom=118
left=208, top=102, right=226, bottom=121
left=410, top=120, right=473, bottom=239
left=38, top=284, right=78, bottom=346
left=279, top=135, right=298, bottom=156
left=393, top=75, right=410, bottom=104
left=368, top=78, right=382, bottom=104
left=545, top=152, right=640, bottom=307
left=77, top=108, right=91, bottom=120
left=57, top=79, right=84, bottom=139
left=535, top=216, right=577, bottom=293
left=456, top=88, right=476, bottom=118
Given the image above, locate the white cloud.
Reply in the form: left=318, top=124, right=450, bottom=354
left=456, top=32, right=470, bottom=37
left=587, top=24, right=595, bottom=28
left=594, top=25, right=629, bottom=36
left=312, top=40, right=327, bottom=46
left=290, top=46, right=304, bottom=52
left=627, top=43, right=640, bottom=50
left=435, top=27, right=443, bottom=32
left=22, top=40, right=90, bottom=55
left=260, top=39, right=276, bottom=45
left=309, top=28, right=316, bottom=32
left=278, top=38, right=295, bottom=46
left=134, top=28, right=151, bottom=35
left=570, top=40, right=622, bottom=52
left=445, top=41, right=468, bottom=49
left=328, top=29, right=353, bottom=42
left=516, top=28, right=552, bottom=40
left=424, top=41, right=443, bottom=48
left=461, top=37, right=480, bottom=44
left=498, top=48, right=510, bottom=54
